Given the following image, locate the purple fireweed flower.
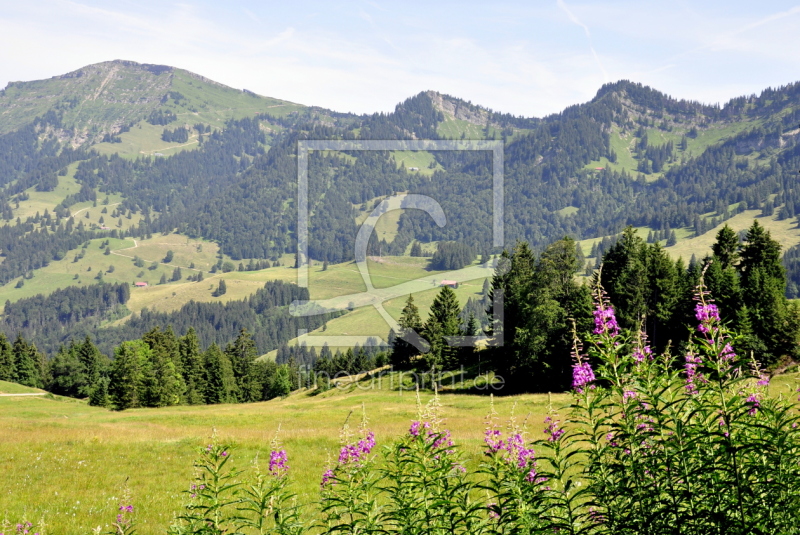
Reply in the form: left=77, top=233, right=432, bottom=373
left=337, top=431, right=376, bottom=465
left=221, top=451, right=228, bottom=457
left=484, top=428, right=504, bottom=452
left=695, top=303, right=720, bottom=335
left=431, top=429, right=454, bottom=450
left=544, top=416, right=565, bottom=442
left=684, top=353, right=703, bottom=395
left=721, top=343, right=736, bottom=362
left=572, top=361, right=595, bottom=393
left=746, top=394, right=760, bottom=416
left=593, top=305, right=620, bottom=336
left=505, top=432, right=536, bottom=467
left=409, top=420, right=430, bottom=437
left=623, top=389, right=637, bottom=402
left=633, top=345, right=652, bottom=363
left=487, top=503, right=500, bottom=520
left=757, top=374, right=769, bottom=387
left=484, top=428, right=537, bottom=479
left=269, top=449, right=289, bottom=477
left=321, top=468, right=334, bottom=489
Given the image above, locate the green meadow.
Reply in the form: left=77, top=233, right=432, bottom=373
left=2, top=369, right=799, bottom=535
left=0, top=377, right=558, bottom=535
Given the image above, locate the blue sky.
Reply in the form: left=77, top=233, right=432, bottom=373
left=1, top=0, right=799, bottom=116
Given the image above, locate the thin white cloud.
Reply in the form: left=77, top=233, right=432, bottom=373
left=0, top=1, right=798, bottom=117
left=556, top=0, right=609, bottom=83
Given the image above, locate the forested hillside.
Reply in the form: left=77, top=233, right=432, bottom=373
left=0, top=59, right=799, bottom=378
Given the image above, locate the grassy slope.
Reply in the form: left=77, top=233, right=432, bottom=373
left=1, top=371, right=798, bottom=534
left=0, top=380, right=44, bottom=394
left=584, top=119, right=761, bottom=179
left=390, top=150, right=442, bottom=176
left=575, top=210, right=800, bottom=268
left=0, top=62, right=303, bottom=135
left=665, top=209, right=800, bottom=263
left=0, top=234, right=226, bottom=312
left=0, top=383, right=559, bottom=535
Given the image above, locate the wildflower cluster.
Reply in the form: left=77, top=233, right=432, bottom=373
left=169, top=436, right=302, bottom=535
left=269, top=448, right=289, bottom=477
left=0, top=523, right=39, bottom=535
left=484, top=427, right=537, bottom=481
left=569, top=274, right=800, bottom=534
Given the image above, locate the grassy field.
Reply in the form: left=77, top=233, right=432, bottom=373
left=0, top=379, right=558, bottom=534
left=0, top=380, right=44, bottom=394
left=92, top=121, right=203, bottom=158
left=9, top=161, right=137, bottom=232
left=584, top=118, right=762, bottom=178
left=436, top=116, right=486, bottom=139
left=665, top=209, right=800, bottom=263
left=390, top=150, right=442, bottom=176
left=2, top=370, right=799, bottom=534
left=576, top=209, right=800, bottom=269
left=0, top=233, right=229, bottom=312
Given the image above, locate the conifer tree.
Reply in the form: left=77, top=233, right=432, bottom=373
left=203, top=343, right=237, bottom=404
left=268, top=364, right=292, bottom=398
left=423, top=285, right=462, bottom=371
left=109, top=340, right=150, bottom=410
left=602, top=227, right=649, bottom=329
left=12, top=334, right=43, bottom=388
left=712, top=224, right=739, bottom=269
left=141, top=327, right=185, bottom=407
left=179, top=328, right=206, bottom=405
left=226, top=328, right=258, bottom=402
left=737, top=220, right=796, bottom=363
left=212, top=279, right=227, bottom=296
left=391, top=295, right=423, bottom=368
left=0, top=332, right=16, bottom=382
left=89, top=376, right=110, bottom=408
left=77, top=335, right=105, bottom=397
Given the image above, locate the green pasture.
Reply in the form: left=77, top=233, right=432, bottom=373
left=0, top=378, right=558, bottom=535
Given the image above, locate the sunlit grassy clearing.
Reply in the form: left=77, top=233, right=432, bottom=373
left=0, top=382, right=558, bottom=535
left=665, top=209, right=800, bottom=263
left=390, top=150, right=441, bottom=176
left=2, top=371, right=799, bottom=534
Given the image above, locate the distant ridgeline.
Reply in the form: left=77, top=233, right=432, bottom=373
left=1, top=64, right=800, bottom=402
left=0, top=74, right=797, bottom=280
left=0, top=280, right=336, bottom=357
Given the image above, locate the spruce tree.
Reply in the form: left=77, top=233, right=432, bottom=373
left=737, top=220, right=795, bottom=364
left=391, top=295, right=423, bottom=368
left=12, top=335, right=43, bottom=388
left=0, top=332, right=16, bottom=382
left=109, top=340, right=150, bottom=410
left=89, top=377, right=110, bottom=408
left=226, top=328, right=258, bottom=402
left=203, top=343, right=237, bottom=404
left=49, top=341, right=84, bottom=397
left=77, top=335, right=104, bottom=397
left=712, top=224, right=739, bottom=269
left=601, top=227, right=649, bottom=330
left=179, top=328, right=206, bottom=405
left=141, top=327, right=185, bottom=407
left=268, top=364, right=292, bottom=398
left=423, top=285, right=462, bottom=371
left=212, top=279, right=227, bottom=296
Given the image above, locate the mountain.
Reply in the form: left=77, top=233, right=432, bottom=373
left=0, top=60, right=302, bottom=144
left=0, top=60, right=799, bottom=356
